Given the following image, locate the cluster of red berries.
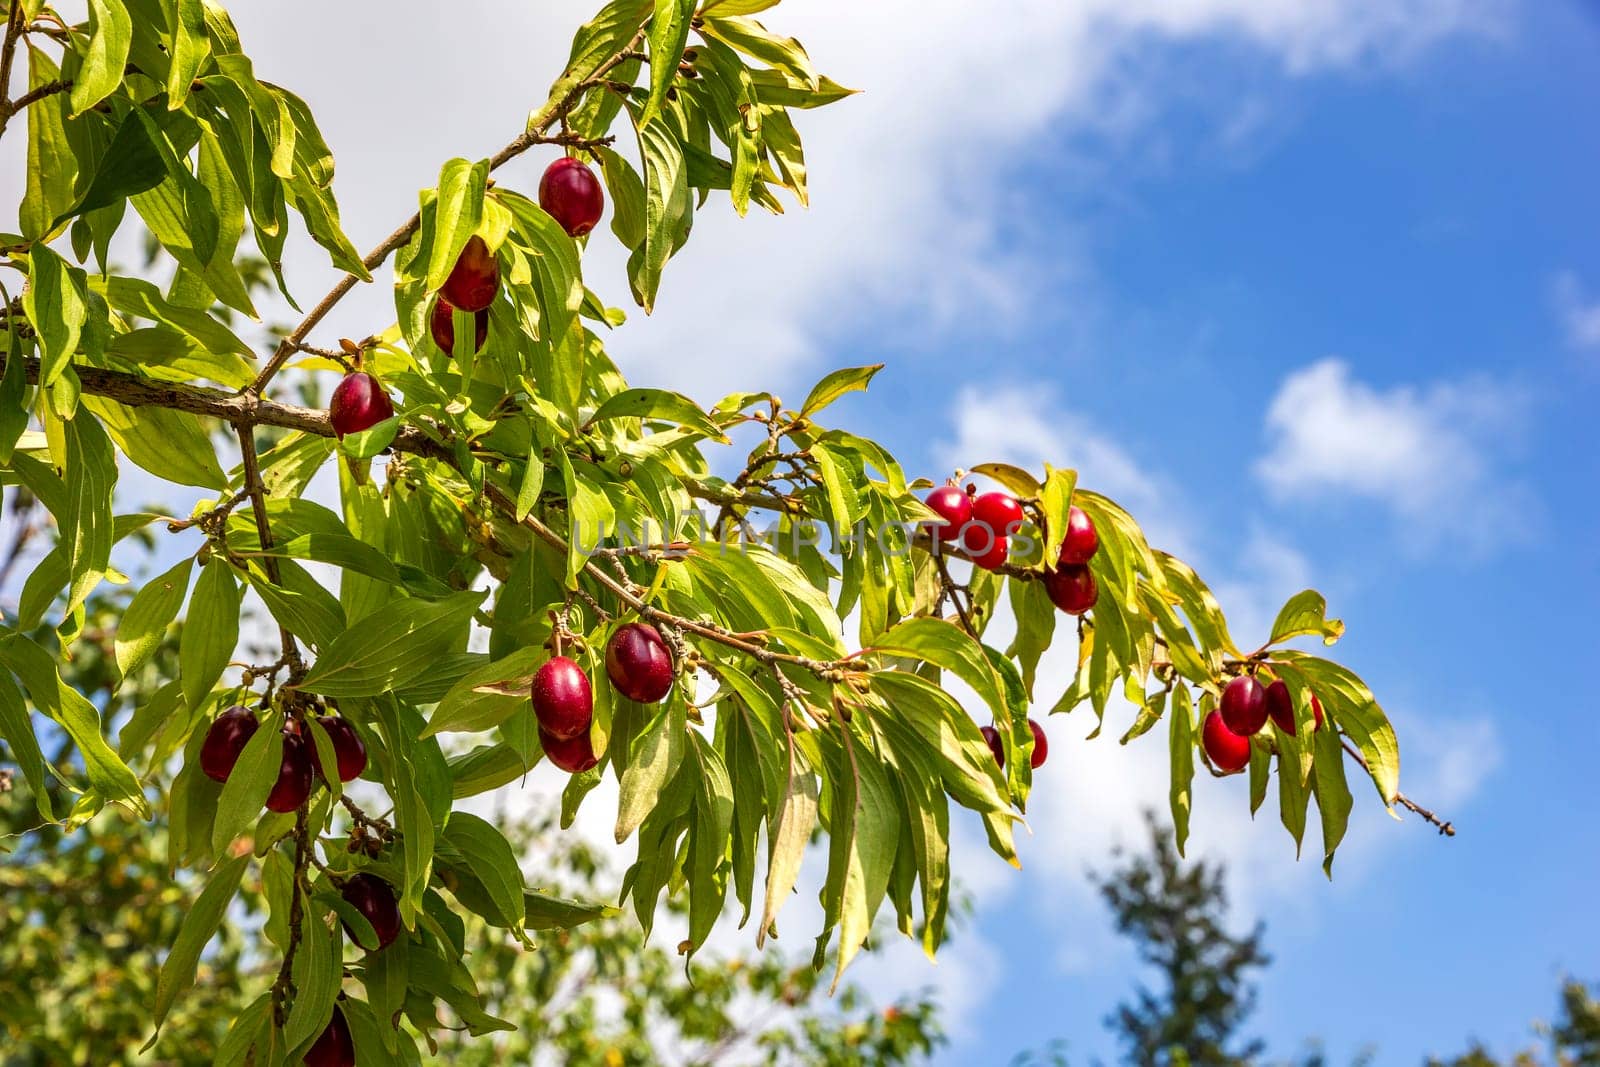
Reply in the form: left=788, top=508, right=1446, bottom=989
left=327, top=157, right=607, bottom=441
left=200, top=706, right=367, bottom=812
left=924, top=487, right=1102, bottom=615
left=980, top=719, right=1050, bottom=771
left=533, top=622, right=676, bottom=774
left=1201, top=676, right=1326, bottom=773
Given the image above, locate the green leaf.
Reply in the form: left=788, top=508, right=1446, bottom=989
left=71, top=0, right=134, bottom=116
left=1169, top=682, right=1195, bottom=857
left=165, top=0, right=211, bottom=109
left=23, top=245, right=87, bottom=390
left=440, top=812, right=527, bottom=930
left=524, top=888, right=614, bottom=930
left=539, top=0, right=651, bottom=130
left=59, top=413, right=117, bottom=613
left=642, top=0, right=695, bottom=126
left=99, top=275, right=255, bottom=358
left=702, top=15, right=819, bottom=88
left=758, top=726, right=816, bottom=946
left=83, top=395, right=227, bottom=489
left=871, top=616, right=1008, bottom=725
left=821, top=725, right=898, bottom=991
left=282, top=898, right=342, bottom=1055
left=425, top=158, right=491, bottom=291
left=587, top=386, right=728, bottom=442
left=970, top=462, right=1042, bottom=500
left=1039, top=464, right=1078, bottom=570
left=211, top=714, right=284, bottom=854
left=597, top=146, right=646, bottom=249
left=180, top=558, right=241, bottom=713
left=295, top=590, right=485, bottom=697
left=629, top=115, right=692, bottom=312
left=115, top=554, right=193, bottom=681
left=1269, top=589, right=1346, bottom=646
left=799, top=364, right=882, bottom=418
left=0, top=671, right=55, bottom=821
left=615, top=694, right=686, bottom=842
left=21, top=46, right=77, bottom=240
left=1309, top=714, right=1353, bottom=876
left=52, top=108, right=169, bottom=228
left=142, top=852, right=249, bottom=1049
left=685, top=731, right=734, bottom=951
left=421, top=648, right=542, bottom=738
left=0, top=631, right=147, bottom=815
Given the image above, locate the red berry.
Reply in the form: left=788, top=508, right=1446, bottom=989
left=1202, top=710, right=1252, bottom=774
left=532, top=656, right=593, bottom=741
left=540, top=725, right=599, bottom=774
left=200, top=706, right=258, bottom=783
left=429, top=298, right=488, bottom=355
left=265, top=732, right=313, bottom=813
left=971, top=492, right=1024, bottom=537
left=328, top=372, right=394, bottom=438
left=1220, top=676, right=1268, bottom=736
left=440, top=234, right=499, bottom=312
left=539, top=157, right=606, bottom=237
left=963, top=529, right=1009, bottom=571
left=980, top=725, right=1005, bottom=770
left=1028, top=718, right=1048, bottom=769
left=925, top=487, right=971, bottom=543
left=317, top=716, right=367, bottom=783
left=1267, top=680, right=1325, bottom=734
left=1058, top=505, right=1099, bottom=564
left=1043, top=563, right=1098, bottom=615
left=605, top=623, right=674, bottom=704
left=340, top=872, right=401, bottom=950
left=304, top=1006, right=355, bottom=1067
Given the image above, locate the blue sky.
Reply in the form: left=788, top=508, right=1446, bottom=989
left=5, top=0, right=1598, bottom=1061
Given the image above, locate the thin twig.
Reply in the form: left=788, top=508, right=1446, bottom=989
left=1340, top=736, right=1455, bottom=836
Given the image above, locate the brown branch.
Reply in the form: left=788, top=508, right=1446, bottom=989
left=1339, top=736, right=1455, bottom=837
left=270, top=807, right=314, bottom=1024
left=0, top=77, right=70, bottom=133
left=235, top=419, right=304, bottom=680
left=245, top=25, right=647, bottom=398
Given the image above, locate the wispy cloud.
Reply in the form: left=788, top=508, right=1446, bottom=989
left=1553, top=271, right=1600, bottom=352
left=1254, top=358, right=1534, bottom=554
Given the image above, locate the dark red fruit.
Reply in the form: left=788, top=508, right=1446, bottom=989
left=540, top=725, right=599, bottom=774
left=1043, top=563, right=1098, bottom=615
left=1028, top=718, right=1048, bottom=769
left=1058, top=505, right=1099, bottom=564
left=926, top=487, right=971, bottom=543
left=265, top=732, right=314, bottom=813
left=971, top=492, right=1025, bottom=538
left=1220, top=675, right=1268, bottom=736
left=440, top=234, right=499, bottom=312
left=340, top=872, right=401, bottom=950
left=981, top=725, right=1005, bottom=770
left=328, top=372, right=394, bottom=438
left=304, top=1006, right=355, bottom=1067
left=317, top=716, right=367, bottom=783
left=429, top=298, right=488, bottom=355
left=1202, top=710, right=1251, bottom=774
left=200, top=706, right=258, bottom=783
left=532, top=656, right=593, bottom=741
left=539, top=157, right=606, bottom=238
left=605, top=623, right=674, bottom=704
left=963, top=529, right=1009, bottom=571
left=1265, top=680, right=1323, bottom=734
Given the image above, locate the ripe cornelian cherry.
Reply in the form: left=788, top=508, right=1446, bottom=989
left=265, top=732, right=314, bottom=813
left=429, top=298, right=488, bottom=355
left=341, top=872, right=401, bottom=950
left=200, top=706, right=258, bottom=783
left=1265, top=680, right=1324, bottom=734
left=926, top=487, right=971, bottom=543
left=1203, top=710, right=1251, bottom=773
left=605, top=623, right=674, bottom=704
left=532, top=656, right=593, bottom=741
left=541, top=725, right=599, bottom=773
left=328, top=372, right=394, bottom=438
left=539, top=157, right=606, bottom=237
left=1058, top=505, right=1099, bottom=564
left=304, top=1007, right=355, bottom=1067
left=317, top=716, right=367, bottom=783
left=971, top=492, right=1025, bottom=538
left=1028, top=718, right=1048, bottom=769
left=1220, top=675, right=1268, bottom=736
left=963, top=527, right=1009, bottom=571
left=981, top=725, right=1005, bottom=770
left=440, top=234, right=499, bottom=312
left=1043, top=562, right=1098, bottom=615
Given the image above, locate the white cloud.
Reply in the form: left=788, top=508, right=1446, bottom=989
left=1554, top=272, right=1600, bottom=351
left=1254, top=358, right=1533, bottom=553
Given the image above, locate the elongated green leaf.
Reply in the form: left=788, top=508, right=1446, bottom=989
left=71, top=0, right=134, bottom=115
left=629, top=115, right=691, bottom=311
left=685, top=731, right=734, bottom=951
left=702, top=15, right=818, bottom=88
left=615, top=694, right=686, bottom=842
left=1310, top=715, right=1353, bottom=876
left=425, top=158, right=490, bottom=290
left=872, top=616, right=1008, bottom=724
left=440, top=812, right=527, bottom=929
left=821, top=726, right=898, bottom=991
left=165, top=0, right=211, bottom=109
left=0, top=671, right=54, bottom=821
left=641, top=0, right=695, bottom=126
left=421, top=648, right=542, bottom=738
left=525, top=888, right=614, bottom=930
left=296, top=590, right=484, bottom=697
left=211, top=714, right=283, bottom=854
left=1169, top=683, right=1195, bottom=857
left=143, top=852, right=249, bottom=1049
left=53, top=108, right=169, bottom=228
left=1269, top=589, right=1346, bottom=646
left=587, top=387, right=727, bottom=442
left=23, top=245, right=86, bottom=389
left=21, top=46, right=77, bottom=240
left=282, top=899, right=341, bottom=1055
left=799, top=365, right=881, bottom=419
left=84, top=395, right=227, bottom=489
left=115, top=554, right=193, bottom=681
left=180, top=558, right=241, bottom=713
